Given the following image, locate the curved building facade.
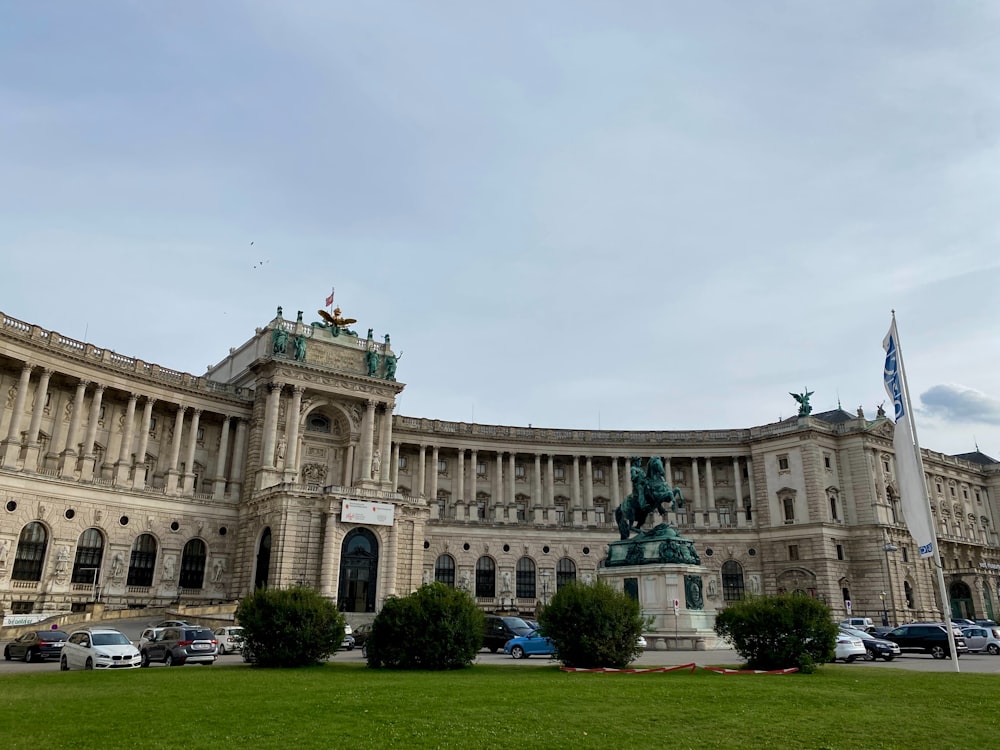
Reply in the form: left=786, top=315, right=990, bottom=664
left=2, top=306, right=999, bottom=626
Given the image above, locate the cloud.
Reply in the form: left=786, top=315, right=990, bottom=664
left=919, top=384, right=1000, bottom=425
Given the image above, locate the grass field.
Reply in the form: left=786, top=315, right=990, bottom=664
left=1, top=662, right=997, bottom=749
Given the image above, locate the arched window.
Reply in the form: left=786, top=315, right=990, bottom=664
left=12, top=522, right=48, bottom=581
left=435, top=554, right=456, bottom=587
left=179, top=539, right=207, bottom=589
left=255, top=527, right=272, bottom=589
left=71, top=528, right=104, bottom=584
left=127, top=534, right=157, bottom=587
left=721, top=560, right=745, bottom=602
left=556, top=558, right=576, bottom=590
left=475, top=556, right=495, bottom=598
left=516, top=557, right=536, bottom=599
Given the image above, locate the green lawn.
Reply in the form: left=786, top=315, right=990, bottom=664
left=1, top=662, right=996, bottom=749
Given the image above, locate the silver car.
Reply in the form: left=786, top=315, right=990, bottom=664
left=214, top=626, right=244, bottom=655
left=961, top=626, right=1000, bottom=655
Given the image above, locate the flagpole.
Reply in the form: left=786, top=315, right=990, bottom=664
left=890, top=312, right=960, bottom=672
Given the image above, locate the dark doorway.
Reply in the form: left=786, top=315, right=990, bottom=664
left=338, top=528, right=379, bottom=612
left=254, top=527, right=272, bottom=589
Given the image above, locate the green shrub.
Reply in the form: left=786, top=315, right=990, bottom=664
left=366, top=582, right=484, bottom=670
left=539, top=580, right=644, bottom=669
left=236, top=585, right=345, bottom=667
left=713, top=593, right=837, bottom=673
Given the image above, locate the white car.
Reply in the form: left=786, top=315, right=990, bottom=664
left=833, top=632, right=867, bottom=663
left=215, top=626, right=245, bottom=655
left=60, top=628, right=142, bottom=670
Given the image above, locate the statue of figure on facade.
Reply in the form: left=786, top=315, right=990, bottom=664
left=384, top=351, right=402, bottom=381
left=213, top=557, right=226, bottom=583
left=276, top=435, right=287, bottom=462
left=293, top=334, right=306, bottom=361
left=614, top=456, right=684, bottom=540
left=790, top=388, right=814, bottom=416
left=272, top=325, right=289, bottom=355
left=55, top=545, right=70, bottom=574
left=367, top=328, right=373, bottom=340
left=111, top=552, right=125, bottom=579
left=877, top=401, right=886, bottom=418
left=365, top=347, right=380, bottom=377
left=371, top=448, right=381, bottom=478
left=163, top=555, right=175, bottom=581
left=0, top=538, right=10, bottom=568
left=748, top=574, right=761, bottom=594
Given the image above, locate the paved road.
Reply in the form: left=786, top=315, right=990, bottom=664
left=5, top=616, right=999, bottom=675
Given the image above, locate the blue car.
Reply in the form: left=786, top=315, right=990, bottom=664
left=504, top=630, right=556, bottom=659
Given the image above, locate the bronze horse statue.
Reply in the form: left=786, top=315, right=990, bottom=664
left=614, top=456, right=684, bottom=541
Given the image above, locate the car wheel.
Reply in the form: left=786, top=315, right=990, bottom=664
left=511, top=646, right=526, bottom=659
left=165, top=652, right=175, bottom=667
left=930, top=645, right=947, bottom=659
left=218, top=644, right=227, bottom=656
left=864, top=648, right=877, bottom=662
left=988, top=644, right=1000, bottom=655
left=883, top=655, right=895, bottom=662
left=23, top=648, right=34, bottom=663
left=85, top=658, right=94, bottom=670
left=140, top=652, right=150, bottom=668
left=60, top=656, right=69, bottom=671
left=845, top=655, right=858, bottom=663
left=3, top=647, right=11, bottom=661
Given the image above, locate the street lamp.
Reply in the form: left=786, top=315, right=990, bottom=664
left=879, top=591, right=888, bottom=627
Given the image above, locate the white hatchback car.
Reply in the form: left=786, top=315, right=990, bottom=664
left=833, top=632, right=866, bottom=663
left=60, top=628, right=141, bottom=670
left=214, top=626, right=245, bottom=655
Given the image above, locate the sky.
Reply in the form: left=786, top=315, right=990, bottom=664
left=2, top=1, right=1000, bottom=458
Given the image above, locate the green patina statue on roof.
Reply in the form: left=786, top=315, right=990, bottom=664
left=790, top=388, right=814, bottom=416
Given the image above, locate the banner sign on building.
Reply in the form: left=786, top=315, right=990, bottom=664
left=341, top=499, right=395, bottom=527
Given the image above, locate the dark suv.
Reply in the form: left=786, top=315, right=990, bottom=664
left=482, top=615, right=533, bottom=653
left=883, top=623, right=969, bottom=659
left=140, top=626, right=218, bottom=667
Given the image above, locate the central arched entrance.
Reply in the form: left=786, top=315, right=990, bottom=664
left=338, top=528, right=379, bottom=612
left=950, top=580, right=975, bottom=619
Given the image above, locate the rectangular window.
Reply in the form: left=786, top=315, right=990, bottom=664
left=516, top=505, right=526, bottom=522
left=555, top=506, right=566, bottom=524
left=836, top=544, right=844, bottom=560
left=476, top=462, right=487, bottom=476
left=788, top=545, right=799, bottom=561
left=823, top=455, right=831, bottom=469
left=976, top=492, right=981, bottom=503
left=554, top=466, right=566, bottom=480
left=149, top=417, right=157, bottom=432
left=398, top=455, right=407, bottom=470
left=515, top=464, right=526, bottom=479
left=963, top=489, right=968, bottom=499
left=936, top=483, right=942, bottom=493
left=883, top=460, right=890, bottom=473
left=950, top=486, right=956, bottom=496
left=902, top=546, right=909, bottom=562
left=477, top=502, right=486, bottom=520
left=778, top=455, right=789, bottom=471
left=437, top=459, right=447, bottom=473
left=11, top=601, right=34, bottom=614
left=674, top=469, right=685, bottom=482
left=593, top=467, right=605, bottom=481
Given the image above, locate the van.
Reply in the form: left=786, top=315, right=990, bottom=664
left=840, top=617, right=875, bottom=632
left=482, top=615, right=533, bottom=652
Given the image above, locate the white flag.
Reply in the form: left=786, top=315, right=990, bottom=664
left=883, top=319, right=935, bottom=558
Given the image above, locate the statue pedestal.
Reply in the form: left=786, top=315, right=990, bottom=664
left=598, top=562, right=725, bottom=651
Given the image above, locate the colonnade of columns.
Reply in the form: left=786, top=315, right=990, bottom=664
left=390, top=445, right=757, bottom=528
left=0, top=362, right=247, bottom=498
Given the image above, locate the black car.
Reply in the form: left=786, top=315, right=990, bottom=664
left=353, top=623, right=372, bottom=655
left=4, top=629, right=70, bottom=662
left=482, top=615, right=533, bottom=653
left=883, top=623, right=969, bottom=659
left=840, top=626, right=901, bottom=661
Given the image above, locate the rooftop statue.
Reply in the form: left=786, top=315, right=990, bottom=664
left=271, top=324, right=289, bottom=355
left=315, top=307, right=358, bottom=338
left=365, top=346, right=380, bottom=377
left=790, top=388, right=814, bottom=416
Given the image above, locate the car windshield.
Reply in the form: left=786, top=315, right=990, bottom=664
left=501, top=617, right=531, bottom=633
left=186, top=629, right=216, bottom=640
left=92, top=632, right=131, bottom=646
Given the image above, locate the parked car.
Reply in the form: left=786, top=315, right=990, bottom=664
left=153, top=620, right=191, bottom=628
left=60, top=628, right=141, bottom=670
left=4, top=629, right=69, bottom=662
left=140, top=625, right=218, bottom=666
left=974, top=619, right=998, bottom=628
left=136, top=627, right=163, bottom=649
left=961, top=626, right=1000, bottom=655
left=504, top=630, right=557, bottom=659
left=840, top=626, right=901, bottom=661
left=637, top=635, right=648, bottom=650
left=214, top=626, right=244, bottom=655
left=883, top=623, right=969, bottom=659
left=483, top=615, right=533, bottom=653
left=839, top=617, right=875, bottom=632
left=341, top=634, right=356, bottom=651
left=353, top=623, right=372, bottom=653
left=833, top=632, right=867, bottom=663
left=951, top=618, right=977, bottom=629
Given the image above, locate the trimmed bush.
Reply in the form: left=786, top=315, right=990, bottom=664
left=366, top=582, right=484, bottom=670
left=714, top=593, right=838, bottom=672
left=539, top=580, right=644, bottom=669
left=236, top=586, right=345, bottom=667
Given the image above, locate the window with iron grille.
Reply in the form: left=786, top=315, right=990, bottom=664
left=516, top=557, right=536, bottom=599
left=475, top=556, right=496, bottom=598
left=179, top=539, right=207, bottom=589
left=127, top=533, right=157, bottom=587
left=71, top=528, right=104, bottom=584
left=556, top=557, right=576, bottom=590
left=435, top=554, right=455, bottom=587
left=721, top=560, right=745, bottom=602
left=12, top=522, right=47, bottom=581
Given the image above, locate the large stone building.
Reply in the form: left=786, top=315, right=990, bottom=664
left=2, top=305, right=999, bottom=627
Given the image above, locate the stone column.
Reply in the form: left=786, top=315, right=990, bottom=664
left=214, top=416, right=232, bottom=499
left=22, top=368, right=52, bottom=469
left=319, top=501, right=340, bottom=597
left=181, top=409, right=202, bottom=494
left=664, top=456, right=673, bottom=485
left=384, top=520, right=399, bottom=599
left=79, top=384, right=106, bottom=480
left=469, top=449, right=478, bottom=511
left=494, top=451, right=504, bottom=520
left=229, top=418, right=248, bottom=498
left=533, top=454, right=543, bottom=518
left=455, top=449, right=465, bottom=504
left=132, top=398, right=156, bottom=488
left=416, top=444, right=427, bottom=497
left=692, top=457, right=702, bottom=512
left=58, top=379, right=89, bottom=477
left=360, top=400, right=376, bottom=481
left=44, top=389, right=66, bottom=471
left=430, top=445, right=440, bottom=505
left=391, top=442, right=401, bottom=491
left=571, top=455, right=581, bottom=508
left=625, top=457, right=634, bottom=497
left=584, top=456, right=594, bottom=509
left=546, top=455, right=555, bottom=507
left=733, top=456, right=744, bottom=528
left=113, top=394, right=139, bottom=485
left=285, top=386, right=304, bottom=477
left=343, top=444, right=355, bottom=486
left=610, top=457, right=621, bottom=506
left=379, top=406, right=393, bottom=484
left=261, top=382, right=283, bottom=468
left=746, top=456, right=756, bottom=521
left=705, top=458, right=716, bottom=509
left=1, top=364, right=33, bottom=468
left=165, top=405, right=187, bottom=493
left=508, top=452, right=516, bottom=507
